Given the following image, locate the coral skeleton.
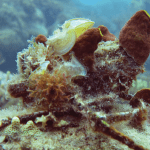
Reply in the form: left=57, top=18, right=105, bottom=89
left=1, top=12, right=150, bottom=149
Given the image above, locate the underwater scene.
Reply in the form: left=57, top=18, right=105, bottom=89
left=0, top=0, right=150, bottom=149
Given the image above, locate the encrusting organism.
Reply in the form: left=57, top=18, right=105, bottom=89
left=1, top=12, right=150, bottom=149
left=47, top=18, right=94, bottom=56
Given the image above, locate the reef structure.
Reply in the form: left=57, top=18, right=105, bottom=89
left=1, top=10, right=150, bottom=150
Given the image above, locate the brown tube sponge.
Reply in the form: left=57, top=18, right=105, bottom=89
left=35, top=34, right=47, bottom=46
left=119, top=10, right=150, bottom=65
left=70, top=28, right=103, bottom=71
left=98, top=25, right=116, bottom=41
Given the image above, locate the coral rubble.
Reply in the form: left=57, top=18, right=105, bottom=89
left=1, top=11, right=150, bottom=150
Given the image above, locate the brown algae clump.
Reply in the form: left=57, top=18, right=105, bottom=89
left=28, top=70, right=74, bottom=111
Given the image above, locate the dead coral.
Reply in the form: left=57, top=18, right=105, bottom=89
left=72, top=41, right=144, bottom=96
left=7, top=81, right=33, bottom=104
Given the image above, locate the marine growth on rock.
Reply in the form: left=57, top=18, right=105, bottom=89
left=1, top=13, right=150, bottom=150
